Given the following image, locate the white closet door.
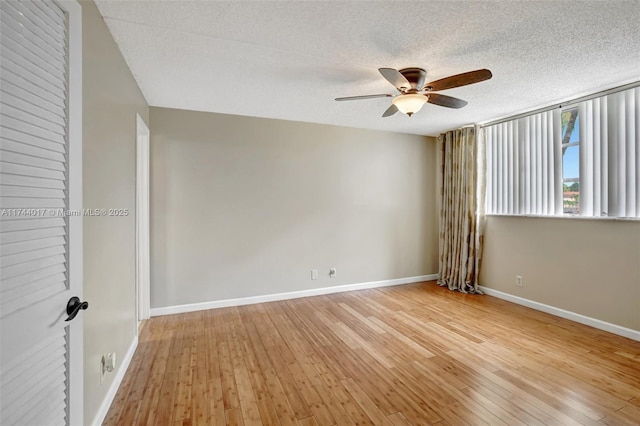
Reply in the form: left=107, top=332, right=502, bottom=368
left=0, top=1, right=83, bottom=425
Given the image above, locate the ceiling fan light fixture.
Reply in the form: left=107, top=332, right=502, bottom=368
left=392, top=94, right=428, bottom=117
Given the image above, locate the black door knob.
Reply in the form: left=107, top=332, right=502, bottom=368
left=65, top=296, right=88, bottom=321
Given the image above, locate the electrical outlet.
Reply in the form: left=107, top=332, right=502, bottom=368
left=329, top=268, right=336, bottom=278
left=311, top=269, right=318, bottom=280
left=516, top=275, right=523, bottom=287
left=100, top=352, right=116, bottom=384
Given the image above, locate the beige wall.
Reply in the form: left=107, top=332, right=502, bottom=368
left=480, top=216, right=640, bottom=330
left=81, top=1, right=149, bottom=423
left=150, top=107, right=438, bottom=308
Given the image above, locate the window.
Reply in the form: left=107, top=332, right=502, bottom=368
left=485, top=86, right=639, bottom=218
left=561, top=109, right=580, bottom=214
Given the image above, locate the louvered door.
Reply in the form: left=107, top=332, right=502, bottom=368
left=0, top=0, right=83, bottom=425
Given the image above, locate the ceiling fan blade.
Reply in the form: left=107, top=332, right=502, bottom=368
left=379, top=68, right=411, bottom=91
left=382, top=104, right=398, bottom=117
left=424, top=69, right=492, bottom=92
left=427, top=93, right=468, bottom=109
left=335, top=94, right=394, bottom=101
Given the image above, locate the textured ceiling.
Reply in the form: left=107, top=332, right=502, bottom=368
left=94, top=1, right=640, bottom=137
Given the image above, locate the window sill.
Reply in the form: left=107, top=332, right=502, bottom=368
left=485, top=213, right=640, bottom=222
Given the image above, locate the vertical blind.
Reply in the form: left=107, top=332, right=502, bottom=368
left=579, top=87, right=639, bottom=217
left=485, top=110, right=562, bottom=215
left=485, top=86, right=639, bottom=218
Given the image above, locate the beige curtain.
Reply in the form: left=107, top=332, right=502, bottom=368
left=437, top=127, right=485, bottom=293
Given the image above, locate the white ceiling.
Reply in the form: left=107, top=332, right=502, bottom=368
left=95, top=0, right=640, bottom=137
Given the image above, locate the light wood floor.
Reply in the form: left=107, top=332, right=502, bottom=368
left=104, top=282, right=640, bottom=425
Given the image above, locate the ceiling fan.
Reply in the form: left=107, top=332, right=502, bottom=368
left=335, top=67, right=492, bottom=117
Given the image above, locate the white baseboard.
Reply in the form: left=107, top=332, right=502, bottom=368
left=92, top=335, right=139, bottom=426
left=479, top=286, right=640, bottom=342
left=151, top=274, right=439, bottom=317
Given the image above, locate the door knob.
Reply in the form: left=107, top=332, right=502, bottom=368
left=65, top=296, right=88, bottom=321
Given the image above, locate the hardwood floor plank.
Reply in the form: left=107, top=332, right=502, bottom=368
left=313, top=342, right=400, bottom=416
left=302, top=353, right=375, bottom=425
left=218, top=339, right=241, bottom=409
left=103, top=282, right=640, bottom=426
left=153, top=371, right=179, bottom=425
left=240, top=349, right=283, bottom=425
left=295, top=354, right=358, bottom=426
left=208, top=377, right=226, bottom=425
left=367, top=316, right=436, bottom=359
left=458, top=385, right=528, bottom=425
left=255, top=308, right=312, bottom=419
left=337, top=302, right=387, bottom=334
left=173, top=315, right=196, bottom=424
left=514, top=365, right=611, bottom=419
left=297, top=416, right=318, bottom=426
left=599, top=403, right=640, bottom=426
left=161, top=315, right=188, bottom=424
left=140, top=324, right=175, bottom=424
left=464, top=382, right=545, bottom=426
left=225, top=407, right=245, bottom=426
left=387, top=362, right=474, bottom=425
left=286, top=361, right=336, bottom=425
left=340, top=377, right=390, bottom=425
left=191, top=367, right=209, bottom=426
left=234, top=365, right=263, bottom=426
left=262, top=367, right=301, bottom=426
left=447, top=349, right=571, bottom=425
left=386, top=412, right=413, bottom=426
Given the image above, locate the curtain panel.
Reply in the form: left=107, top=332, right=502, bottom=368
left=437, top=127, right=484, bottom=293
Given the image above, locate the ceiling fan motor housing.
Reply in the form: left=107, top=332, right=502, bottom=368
left=398, top=67, right=427, bottom=91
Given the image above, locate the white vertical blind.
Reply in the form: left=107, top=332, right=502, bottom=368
left=484, top=110, right=561, bottom=215
left=485, top=86, right=639, bottom=218
left=579, top=98, right=603, bottom=216
left=579, top=87, right=639, bottom=217
left=622, top=88, right=639, bottom=217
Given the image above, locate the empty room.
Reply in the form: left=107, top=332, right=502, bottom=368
left=0, top=0, right=639, bottom=425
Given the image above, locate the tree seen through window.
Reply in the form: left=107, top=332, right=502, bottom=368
left=561, top=109, right=579, bottom=214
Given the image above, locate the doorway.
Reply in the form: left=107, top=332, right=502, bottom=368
left=136, top=114, right=150, bottom=328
